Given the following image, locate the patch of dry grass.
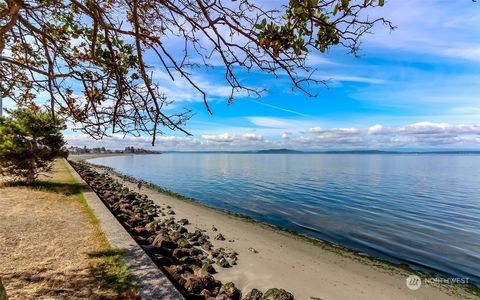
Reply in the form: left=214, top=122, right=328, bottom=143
left=0, top=159, right=138, bottom=299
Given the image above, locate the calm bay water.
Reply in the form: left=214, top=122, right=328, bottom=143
left=89, top=153, right=480, bottom=283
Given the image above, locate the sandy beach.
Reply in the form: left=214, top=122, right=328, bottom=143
left=71, top=155, right=477, bottom=300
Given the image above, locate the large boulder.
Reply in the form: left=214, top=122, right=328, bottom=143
left=178, top=218, right=189, bottom=225
left=200, top=289, right=214, bottom=298
left=201, top=241, right=213, bottom=251
left=261, top=288, right=294, bottom=300
left=165, top=265, right=189, bottom=284
left=102, top=191, right=115, bottom=202
left=177, top=238, right=191, bottom=248
left=216, top=282, right=240, bottom=300
left=184, top=275, right=205, bottom=294
left=117, top=203, right=133, bottom=215
left=152, top=233, right=177, bottom=249
left=130, top=226, right=149, bottom=238
left=128, top=213, right=144, bottom=226
left=126, top=192, right=139, bottom=200
left=214, top=233, right=226, bottom=241
left=161, top=218, right=175, bottom=227
left=169, top=231, right=184, bottom=241
left=150, top=254, right=175, bottom=266
left=145, top=221, right=159, bottom=233
left=217, top=257, right=230, bottom=268
left=179, top=256, right=202, bottom=267
left=184, top=269, right=219, bottom=295
left=172, top=248, right=191, bottom=260
left=201, top=261, right=216, bottom=274
left=133, top=236, right=149, bottom=245
left=189, top=248, right=203, bottom=256
left=243, top=289, right=263, bottom=300
left=177, top=226, right=188, bottom=234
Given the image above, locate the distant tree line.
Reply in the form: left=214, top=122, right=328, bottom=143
left=68, top=145, right=160, bottom=154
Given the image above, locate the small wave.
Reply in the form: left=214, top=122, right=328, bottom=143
left=291, top=221, right=324, bottom=234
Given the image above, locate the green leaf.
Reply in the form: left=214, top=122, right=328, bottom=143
left=379, top=0, right=384, bottom=6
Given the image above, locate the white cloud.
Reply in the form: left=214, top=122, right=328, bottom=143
left=443, top=47, right=480, bottom=62
left=350, top=74, right=480, bottom=113
left=281, top=132, right=292, bottom=139
left=367, top=124, right=384, bottom=135
left=65, top=134, right=200, bottom=150
left=452, top=106, right=480, bottom=114
left=247, top=117, right=291, bottom=128
left=242, top=132, right=263, bottom=141
left=400, top=122, right=480, bottom=136
left=151, top=70, right=248, bottom=103
left=322, top=75, right=386, bottom=84
left=402, top=122, right=451, bottom=135
left=306, top=54, right=336, bottom=66
left=364, top=0, right=480, bottom=62
left=332, top=128, right=359, bottom=134
left=307, top=127, right=323, bottom=133
left=201, top=133, right=235, bottom=143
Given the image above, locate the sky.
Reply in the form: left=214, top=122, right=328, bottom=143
left=32, top=1, right=480, bottom=150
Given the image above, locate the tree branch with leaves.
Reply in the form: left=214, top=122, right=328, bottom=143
left=0, top=0, right=392, bottom=145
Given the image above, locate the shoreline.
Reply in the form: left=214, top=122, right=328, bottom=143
left=70, top=154, right=479, bottom=299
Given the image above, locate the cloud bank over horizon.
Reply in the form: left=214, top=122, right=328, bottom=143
left=66, top=121, right=480, bottom=151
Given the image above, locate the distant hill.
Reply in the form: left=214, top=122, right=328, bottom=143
left=256, top=149, right=304, bottom=154
left=163, top=149, right=480, bottom=155
left=317, top=150, right=397, bottom=154
left=255, top=149, right=396, bottom=154
left=256, top=149, right=480, bottom=154
left=315, top=150, right=480, bottom=154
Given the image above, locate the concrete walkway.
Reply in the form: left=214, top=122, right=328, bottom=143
left=65, top=160, right=184, bottom=300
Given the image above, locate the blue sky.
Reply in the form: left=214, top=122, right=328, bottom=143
left=58, top=1, right=480, bottom=150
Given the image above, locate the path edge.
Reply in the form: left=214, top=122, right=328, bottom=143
left=65, top=159, right=184, bottom=300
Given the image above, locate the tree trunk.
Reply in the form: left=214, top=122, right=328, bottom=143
left=26, top=158, right=35, bottom=185
left=27, top=135, right=37, bottom=185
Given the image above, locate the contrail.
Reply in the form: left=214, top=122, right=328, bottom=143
left=252, top=101, right=309, bottom=117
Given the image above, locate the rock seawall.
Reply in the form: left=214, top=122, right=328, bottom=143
left=70, top=161, right=295, bottom=300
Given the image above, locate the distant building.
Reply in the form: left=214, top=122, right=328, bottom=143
left=68, top=146, right=159, bottom=155
left=124, top=146, right=157, bottom=154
